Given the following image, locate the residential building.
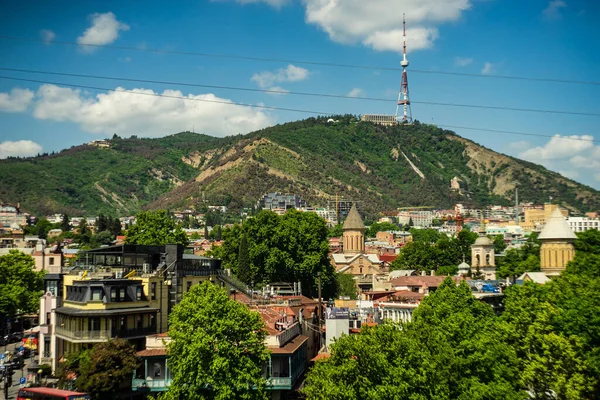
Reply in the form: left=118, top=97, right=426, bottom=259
left=132, top=333, right=172, bottom=392
left=0, top=240, right=63, bottom=272
left=360, top=114, right=397, bottom=126
left=567, top=216, right=600, bottom=232
left=0, top=203, right=27, bottom=228
left=523, top=203, right=568, bottom=232
left=258, top=192, right=308, bottom=211
left=397, top=211, right=433, bottom=228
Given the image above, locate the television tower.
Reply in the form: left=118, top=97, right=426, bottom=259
left=395, top=14, right=413, bottom=124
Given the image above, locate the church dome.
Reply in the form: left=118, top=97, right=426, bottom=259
left=458, top=261, right=470, bottom=270
left=474, top=235, right=492, bottom=246
left=342, top=204, right=365, bottom=231
left=538, top=208, right=577, bottom=241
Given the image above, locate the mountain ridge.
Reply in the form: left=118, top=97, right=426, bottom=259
left=1, top=116, right=598, bottom=217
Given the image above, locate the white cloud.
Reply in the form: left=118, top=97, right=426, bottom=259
left=302, top=0, right=472, bottom=53
left=362, top=27, right=439, bottom=52
left=0, top=140, right=43, bottom=159
left=347, top=88, right=364, bottom=98
left=454, top=56, right=473, bottom=67
left=251, top=64, right=310, bottom=92
left=543, top=0, right=567, bottom=20
left=595, top=173, right=600, bottom=182
left=519, top=134, right=594, bottom=161
left=40, top=29, right=55, bottom=43
left=0, top=88, right=35, bottom=113
left=481, top=62, right=494, bottom=75
left=570, top=155, right=600, bottom=169
left=77, top=12, right=129, bottom=52
left=32, top=84, right=274, bottom=137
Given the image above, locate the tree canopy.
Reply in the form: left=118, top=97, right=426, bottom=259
left=58, top=339, right=140, bottom=400
left=0, top=250, right=44, bottom=319
left=366, top=221, right=399, bottom=238
left=209, top=209, right=336, bottom=298
left=160, top=281, right=269, bottom=400
left=125, top=210, right=189, bottom=246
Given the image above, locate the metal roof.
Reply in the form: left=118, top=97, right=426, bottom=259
left=538, top=208, right=577, bottom=240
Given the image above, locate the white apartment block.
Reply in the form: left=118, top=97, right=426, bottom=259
left=567, top=217, right=600, bottom=233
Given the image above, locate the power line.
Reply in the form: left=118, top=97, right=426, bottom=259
left=2, top=67, right=599, bottom=118
left=1, top=35, right=599, bottom=86
left=1, top=74, right=597, bottom=144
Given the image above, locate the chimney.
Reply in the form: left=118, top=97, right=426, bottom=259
left=430, top=270, right=435, bottom=276
left=421, top=270, right=426, bottom=276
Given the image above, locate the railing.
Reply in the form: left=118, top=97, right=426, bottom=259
left=268, top=377, right=292, bottom=389
left=277, top=322, right=301, bottom=347
left=55, top=326, right=156, bottom=341
left=132, top=378, right=172, bottom=391
left=216, top=270, right=252, bottom=296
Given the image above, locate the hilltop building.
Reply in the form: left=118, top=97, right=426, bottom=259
left=258, top=192, right=308, bottom=212
left=538, top=208, right=577, bottom=276
left=360, top=114, right=397, bottom=126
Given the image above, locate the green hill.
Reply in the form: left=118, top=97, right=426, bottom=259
left=1, top=116, right=598, bottom=217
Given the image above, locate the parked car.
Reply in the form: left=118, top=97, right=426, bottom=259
left=481, top=284, right=500, bottom=293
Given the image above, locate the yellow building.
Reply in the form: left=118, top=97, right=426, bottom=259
left=538, top=208, right=577, bottom=276
left=342, top=204, right=365, bottom=254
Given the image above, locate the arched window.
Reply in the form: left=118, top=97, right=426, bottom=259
left=485, top=254, right=490, bottom=266
left=475, top=254, right=480, bottom=266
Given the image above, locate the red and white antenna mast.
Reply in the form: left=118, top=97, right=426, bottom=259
left=395, top=13, right=413, bottom=124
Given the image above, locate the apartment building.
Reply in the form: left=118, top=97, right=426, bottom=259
left=567, top=216, right=600, bottom=233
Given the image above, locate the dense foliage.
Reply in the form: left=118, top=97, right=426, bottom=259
left=0, top=251, right=44, bottom=322
left=125, top=210, right=189, bottom=246
left=304, top=229, right=600, bottom=399
left=496, top=233, right=541, bottom=279
left=209, top=210, right=336, bottom=298
left=58, top=339, right=140, bottom=400
left=2, top=118, right=598, bottom=217
left=161, top=281, right=269, bottom=400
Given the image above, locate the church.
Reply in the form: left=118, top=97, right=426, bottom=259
left=330, top=204, right=386, bottom=291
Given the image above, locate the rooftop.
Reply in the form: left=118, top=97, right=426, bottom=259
left=538, top=208, right=577, bottom=240
left=342, top=204, right=365, bottom=231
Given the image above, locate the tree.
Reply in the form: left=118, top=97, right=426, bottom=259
left=366, top=221, right=399, bottom=238
left=409, top=228, right=441, bottom=244
left=335, top=273, right=358, bottom=300
left=110, top=217, right=122, bottom=236
left=574, top=229, right=600, bottom=254
left=60, top=214, right=70, bottom=232
left=304, top=279, right=523, bottom=399
left=328, top=224, right=343, bottom=238
left=96, top=214, right=107, bottom=232
left=58, top=339, right=140, bottom=400
left=160, top=281, right=269, bottom=400
left=237, top=233, right=251, bottom=284
left=0, top=251, right=44, bottom=331
left=492, top=234, right=508, bottom=254
left=125, top=210, right=189, bottom=246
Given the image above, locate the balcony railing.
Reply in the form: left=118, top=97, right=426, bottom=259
left=132, top=378, right=172, bottom=391
left=55, top=326, right=156, bottom=341
left=277, top=322, right=300, bottom=347
left=268, top=377, right=292, bottom=390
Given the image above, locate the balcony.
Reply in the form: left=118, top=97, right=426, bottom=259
left=268, top=377, right=292, bottom=390
left=55, top=326, right=156, bottom=342
left=132, top=378, right=172, bottom=391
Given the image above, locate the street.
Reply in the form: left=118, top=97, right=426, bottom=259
left=1, top=341, right=32, bottom=400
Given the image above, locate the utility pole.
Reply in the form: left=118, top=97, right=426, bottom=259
left=515, top=184, right=519, bottom=226
left=317, top=272, right=322, bottom=352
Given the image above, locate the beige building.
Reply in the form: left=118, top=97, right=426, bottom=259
left=471, top=232, right=496, bottom=279
left=538, top=208, right=577, bottom=276
left=360, top=114, right=397, bottom=126
left=342, top=204, right=365, bottom=254
left=523, top=204, right=568, bottom=232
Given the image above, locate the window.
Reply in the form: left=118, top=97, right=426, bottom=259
left=151, top=282, right=157, bottom=300
left=120, top=316, right=127, bottom=331
left=149, top=314, right=155, bottom=328
left=88, top=317, right=101, bottom=331
left=49, top=257, right=55, bottom=265
left=111, top=288, right=117, bottom=301
left=153, top=362, right=162, bottom=378
left=120, top=288, right=126, bottom=301
left=46, top=312, right=51, bottom=326
left=187, top=281, right=192, bottom=292
left=136, top=286, right=143, bottom=301
left=91, top=288, right=103, bottom=301
left=136, top=315, right=143, bottom=329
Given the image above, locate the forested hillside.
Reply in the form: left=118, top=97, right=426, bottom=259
left=1, top=117, right=598, bottom=217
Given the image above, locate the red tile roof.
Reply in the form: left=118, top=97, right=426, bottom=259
left=311, top=352, right=331, bottom=362
left=137, top=348, right=167, bottom=357
left=270, top=335, right=308, bottom=354
left=390, top=275, right=466, bottom=288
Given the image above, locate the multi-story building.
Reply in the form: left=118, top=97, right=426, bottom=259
left=39, top=244, right=246, bottom=373
left=567, top=216, right=600, bottom=232
left=523, top=203, right=568, bottom=232
left=258, top=193, right=308, bottom=211
left=360, top=114, right=397, bottom=126
left=397, top=211, right=433, bottom=228
left=0, top=203, right=27, bottom=228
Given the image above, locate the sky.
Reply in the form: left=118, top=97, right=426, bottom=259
left=0, top=0, right=599, bottom=189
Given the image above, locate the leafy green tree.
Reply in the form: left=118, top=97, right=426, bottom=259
left=161, top=281, right=269, bottom=400
left=96, top=214, right=107, bottom=232
left=366, top=221, right=399, bottom=238
left=209, top=210, right=336, bottom=298
left=304, top=279, right=523, bottom=399
left=0, top=251, right=44, bottom=332
left=237, top=233, right=251, bottom=284
left=456, top=227, right=478, bottom=260
left=409, top=228, right=441, bottom=244
left=58, top=339, right=140, bottom=400
left=110, top=217, right=122, bottom=236
left=574, top=229, right=600, bottom=254
left=335, top=273, right=358, bottom=300
left=125, top=210, right=189, bottom=246
left=492, top=234, right=508, bottom=253
left=35, top=218, right=52, bottom=239
left=437, top=264, right=458, bottom=276
left=94, top=230, right=114, bottom=246
left=328, top=224, right=343, bottom=238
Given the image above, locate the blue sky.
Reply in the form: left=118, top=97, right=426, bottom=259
left=1, top=0, right=599, bottom=189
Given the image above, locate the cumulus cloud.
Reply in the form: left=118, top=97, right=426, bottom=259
left=31, top=84, right=274, bottom=137
left=481, top=62, right=494, bottom=75
left=77, top=12, right=129, bottom=52
left=231, top=0, right=289, bottom=8
left=520, top=134, right=595, bottom=161
left=40, top=29, right=55, bottom=43
left=543, top=0, right=567, bottom=20
left=570, top=155, right=600, bottom=169
left=0, top=140, right=43, bottom=159
left=454, top=57, right=473, bottom=67
left=0, top=88, right=35, bottom=113
left=302, top=0, right=472, bottom=52
left=347, top=88, right=364, bottom=98
left=251, top=64, right=310, bottom=93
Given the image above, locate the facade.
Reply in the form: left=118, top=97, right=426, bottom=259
left=523, top=204, right=568, bottom=232
left=0, top=203, right=27, bottom=228
left=397, top=211, right=434, bottom=228
left=538, top=208, right=577, bottom=276
left=258, top=192, right=308, bottom=211
left=360, top=114, right=397, bottom=126
left=567, top=216, right=600, bottom=232
left=471, top=233, right=496, bottom=279
left=0, top=240, right=63, bottom=273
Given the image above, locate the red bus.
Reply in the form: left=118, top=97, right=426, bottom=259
left=17, top=387, right=89, bottom=400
